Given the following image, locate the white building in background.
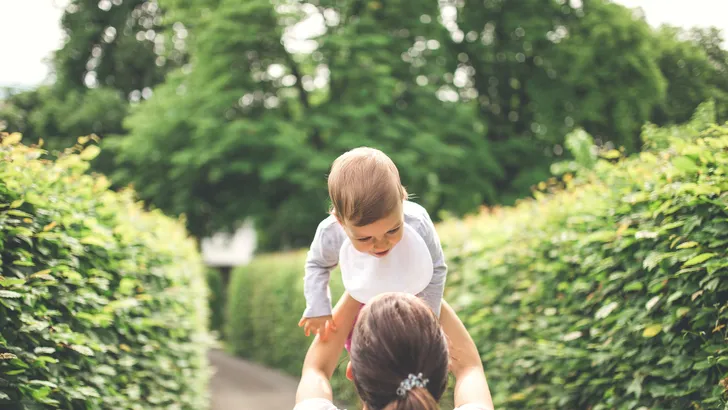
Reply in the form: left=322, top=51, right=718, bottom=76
left=201, top=220, right=257, bottom=268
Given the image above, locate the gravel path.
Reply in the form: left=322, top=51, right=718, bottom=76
left=208, top=349, right=299, bottom=410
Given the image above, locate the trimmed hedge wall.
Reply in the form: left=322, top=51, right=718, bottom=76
left=439, top=104, right=728, bottom=409
left=223, top=252, right=360, bottom=405
left=226, top=104, right=727, bottom=409
left=206, top=269, right=226, bottom=336
left=0, top=134, right=211, bottom=409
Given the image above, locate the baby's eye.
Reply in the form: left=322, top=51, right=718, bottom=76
left=357, top=237, right=372, bottom=242
left=387, top=227, right=401, bottom=235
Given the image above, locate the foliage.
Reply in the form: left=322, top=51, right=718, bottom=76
left=687, top=28, right=728, bottom=124
left=4, top=0, right=728, bottom=252
left=549, top=128, right=599, bottom=177
left=224, top=252, right=360, bottom=406
left=651, top=26, right=728, bottom=126
left=112, top=0, right=716, bottom=250
left=206, top=268, right=226, bottom=335
left=112, top=0, right=501, bottom=250
left=440, top=102, right=728, bottom=409
left=444, top=0, right=666, bottom=200
left=53, top=0, right=183, bottom=97
left=226, top=103, right=728, bottom=409
left=0, top=86, right=127, bottom=152
left=0, top=134, right=211, bottom=409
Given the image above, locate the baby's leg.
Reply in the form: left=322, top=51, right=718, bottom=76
left=344, top=303, right=365, bottom=352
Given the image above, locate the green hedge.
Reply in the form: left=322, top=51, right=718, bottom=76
left=440, top=103, right=728, bottom=409
left=206, top=268, right=226, bottom=335
left=226, top=104, right=727, bottom=409
left=0, top=134, right=211, bottom=409
left=224, top=252, right=360, bottom=406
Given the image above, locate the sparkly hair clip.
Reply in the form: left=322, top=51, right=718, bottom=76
left=396, top=373, right=429, bottom=397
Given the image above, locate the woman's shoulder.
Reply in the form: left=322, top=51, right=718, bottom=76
left=293, top=398, right=340, bottom=410
left=293, top=398, right=490, bottom=410
left=455, top=404, right=492, bottom=410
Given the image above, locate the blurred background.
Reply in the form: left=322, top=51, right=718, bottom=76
left=2, top=0, right=726, bottom=258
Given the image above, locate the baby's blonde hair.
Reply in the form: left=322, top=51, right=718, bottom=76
left=328, top=147, right=408, bottom=227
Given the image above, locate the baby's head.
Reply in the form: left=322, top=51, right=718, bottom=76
left=328, top=147, right=408, bottom=258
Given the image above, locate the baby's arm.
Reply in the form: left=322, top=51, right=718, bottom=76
left=301, top=219, right=343, bottom=338
left=417, top=211, right=448, bottom=317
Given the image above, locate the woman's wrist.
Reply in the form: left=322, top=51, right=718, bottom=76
left=295, top=292, right=361, bottom=404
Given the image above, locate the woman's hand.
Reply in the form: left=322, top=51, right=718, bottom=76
left=295, top=292, right=362, bottom=404
left=439, top=300, right=495, bottom=410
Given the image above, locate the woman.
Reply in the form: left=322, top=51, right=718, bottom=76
left=294, top=292, right=494, bottom=410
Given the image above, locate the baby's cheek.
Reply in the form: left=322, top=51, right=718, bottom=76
left=390, top=232, right=404, bottom=247
left=352, top=242, right=371, bottom=253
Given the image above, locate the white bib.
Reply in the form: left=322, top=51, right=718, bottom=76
left=339, top=223, right=433, bottom=304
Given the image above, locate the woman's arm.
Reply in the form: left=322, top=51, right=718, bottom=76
left=296, top=291, right=362, bottom=404
left=439, top=300, right=495, bottom=410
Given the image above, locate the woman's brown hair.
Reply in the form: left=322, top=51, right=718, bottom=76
left=349, top=293, right=449, bottom=410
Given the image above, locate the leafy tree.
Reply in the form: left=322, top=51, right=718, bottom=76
left=5, top=0, right=727, bottom=253
left=0, top=86, right=127, bottom=152
left=444, top=0, right=666, bottom=201
left=112, top=0, right=502, bottom=250
left=53, top=0, right=183, bottom=98
left=650, top=26, right=728, bottom=126
left=688, top=27, right=728, bottom=122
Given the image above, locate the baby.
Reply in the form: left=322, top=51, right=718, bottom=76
left=299, top=147, right=448, bottom=345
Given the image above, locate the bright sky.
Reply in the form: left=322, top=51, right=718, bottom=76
left=0, top=0, right=726, bottom=89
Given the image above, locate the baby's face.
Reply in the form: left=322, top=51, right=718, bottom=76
left=340, top=207, right=404, bottom=258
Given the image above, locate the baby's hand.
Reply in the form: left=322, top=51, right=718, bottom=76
left=298, top=315, right=337, bottom=341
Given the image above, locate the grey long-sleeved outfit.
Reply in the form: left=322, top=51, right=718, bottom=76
left=302, top=201, right=448, bottom=318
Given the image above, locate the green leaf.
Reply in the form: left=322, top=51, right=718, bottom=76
left=6, top=209, right=32, bottom=218
left=643, top=252, right=671, bottom=271
left=11, top=358, right=30, bottom=369
left=682, top=253, right=716, bottom=267
left=692, top=361, right=712, bottom=371
left=80, top=236, right=108, bottom=247
left=643, top=324, right=662, bottom=338
left=671, top=156, right=699, bottom=173
left=0, top=278, right=25, bottom=287
left=74, top=386, right=100, bottom=398
left=626, top=373, right=645, bottom=399
left=118, top=277, right=137, bottom=295
left=34, top=356, right=59, bottom=365
left=645, top=296, right=660, bottom=311
left=624, top=281, right=644, bottom=292
left=30, top=386, right=51, bottom=400
left=28, top=380, right=58, bottom=389
left=601, top=149, right=622, bottom=159
left=666, top=291, right=683, bottom=304
left=79, top=145, right=101, bottom=161
left=676, top=241, right=699, bottom=249
left=69, top=345, right=94, bottom=356
left=704, top=278, right=719, bottom=292
left=0, top=290, right=22, bottom=299
left=595, top=302, right=619, bottom=320
left=103, top=298, right=140, bottom=313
